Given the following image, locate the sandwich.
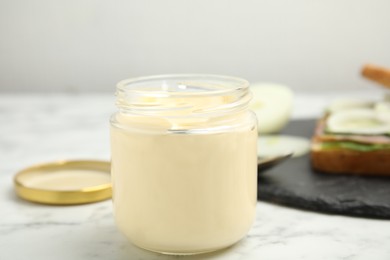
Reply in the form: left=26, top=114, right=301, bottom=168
left=311, top=64, right=390, bottom=176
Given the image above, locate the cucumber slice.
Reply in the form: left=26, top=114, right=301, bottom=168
left=321, top=141, right=390, bottom=152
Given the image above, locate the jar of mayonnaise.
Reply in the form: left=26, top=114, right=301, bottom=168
left=110, top=74, right=257, bottom=255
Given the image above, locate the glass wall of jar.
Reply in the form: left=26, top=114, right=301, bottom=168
left=110, top=74, right=257, bottom=255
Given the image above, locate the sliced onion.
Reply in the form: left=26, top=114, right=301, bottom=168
left=249, top=83, right=293, bottom=134
left=258, top=135, right=310, bottom=158
left=327, top=98, right=373, bottom=114
left=374, top=101, right=390, bottom=123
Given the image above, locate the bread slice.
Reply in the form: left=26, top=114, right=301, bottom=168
left=362, top=64, right=390, bottom=88
left=311, top=141, right=390, bottom=176
left=310, top=118, right=390, bottom=176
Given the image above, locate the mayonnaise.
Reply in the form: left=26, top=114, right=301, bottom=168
left=110, top=74, right=257, bottom=254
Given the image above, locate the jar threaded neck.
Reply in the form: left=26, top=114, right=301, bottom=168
left=115, top=74, right=251, bottom=118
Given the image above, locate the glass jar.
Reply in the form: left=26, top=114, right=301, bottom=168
left=110, top=74, right=257, bottom=255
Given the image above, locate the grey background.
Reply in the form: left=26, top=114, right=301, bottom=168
left=1, top=0, right=389, bottom=92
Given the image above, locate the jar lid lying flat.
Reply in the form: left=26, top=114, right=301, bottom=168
left=14, top=160, right=111, bottom=205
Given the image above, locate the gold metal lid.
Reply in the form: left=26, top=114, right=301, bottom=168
left=14, top=160, right=111, bottom=205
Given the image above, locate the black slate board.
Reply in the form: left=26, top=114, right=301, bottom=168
left=257, top=119, right=390, bottom=219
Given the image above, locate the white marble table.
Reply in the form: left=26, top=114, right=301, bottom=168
left=1, top=90, right=390, bottom=260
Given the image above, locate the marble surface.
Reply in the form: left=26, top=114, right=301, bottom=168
left=1, top=90, right=390, bottom=260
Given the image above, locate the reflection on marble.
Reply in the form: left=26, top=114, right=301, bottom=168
left=0, top=92, right=389, bottom=260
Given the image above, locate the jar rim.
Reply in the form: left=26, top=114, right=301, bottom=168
left=114, top=74, right=252, bottom=123
left=116, top=74, right=249, bottom=97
